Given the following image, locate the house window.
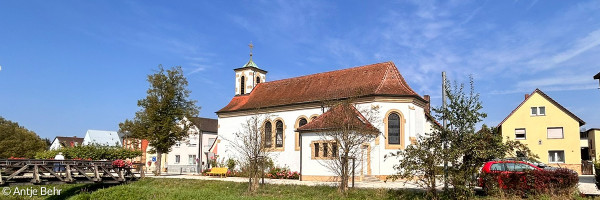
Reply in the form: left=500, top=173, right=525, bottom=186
left=188, top=155, right=197, bottom=165
left=275, top=120, right=283, bottom=148
left=256, top=77, right=260, bottom=84
left=548, top=151, right=565, bottom=163
left=240, top=76, right=245, bottom=94
left=175, top=142, right=181, bottom=147
left=388, top=113, right=400, bottom=144
left=515, top=129, right=526, bottom=140
left=264, top=121, right=272, bottom=148
left=299, top=118, right=308, bottom=128
left=547, top=127, right=564, bottom=139
left=175, top=155, right=180, bottom=164
left=312, top=141, right=338, bottom=159
left=531, top=106, right=545, bottom=116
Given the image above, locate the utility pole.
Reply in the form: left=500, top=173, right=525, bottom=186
left=442, top=71, right=448, bottom=191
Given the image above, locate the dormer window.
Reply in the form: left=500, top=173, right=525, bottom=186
left=256, top=77, right=261, bottom=84
left=531, top=106, right=545, bottom=116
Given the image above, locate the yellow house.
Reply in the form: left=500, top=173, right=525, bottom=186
left=587, top=129, right=600, bottom=162
left=498, top=89, right=585, bottom=174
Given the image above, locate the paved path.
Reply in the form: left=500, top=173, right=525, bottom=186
left=578, top=175, right=600, bottom=196
left=150, top=174, right=441, bottom=190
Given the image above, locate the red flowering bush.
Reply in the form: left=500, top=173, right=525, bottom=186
left=112, top=159, right=133, bottom=168
left=482, top=168, right=578, bottom=197
left=266, top=166, right=300, bottom=179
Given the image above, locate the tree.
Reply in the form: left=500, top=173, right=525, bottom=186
left=0, top=116, right=48, bottom=158
left=389, top=76, right=538, bottom=199
left=224, top=113, right=271, bottom=193
left=308, top=100, right=380, bottom=193
left=119, top=65, right=200, bottom=175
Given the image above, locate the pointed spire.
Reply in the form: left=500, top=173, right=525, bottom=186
left=242, top=42, right=259, bottom=68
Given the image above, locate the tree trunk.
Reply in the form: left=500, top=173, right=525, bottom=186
left=339, top=157, right=349, bottom=193
left=155, top=150, right=162, bottom=176
left=248, top=160, right=260, bottom=193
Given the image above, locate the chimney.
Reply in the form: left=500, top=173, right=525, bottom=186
left=424, top=95, right=431, bottom=114
left=525, top=94, right=530, bottom=100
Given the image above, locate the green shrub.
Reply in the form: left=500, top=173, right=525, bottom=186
left=227, top=158, right=236, bottom=170
left=34, top=145, right=142, bottom=160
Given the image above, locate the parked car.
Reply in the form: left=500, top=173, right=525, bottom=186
left=478, top=160, right=542, bottom=189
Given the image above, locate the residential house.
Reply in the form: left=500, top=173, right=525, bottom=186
left=587, top=129, right=600, bottom=162
left=216, top=57, right=436, bottom=181
left=49, top=136, right=84, bottom=150
left=82, top=130, right=124, bottom=146
left=498, top=89, right=585, bottom=174
left=167, top=117, right=218, bottom=174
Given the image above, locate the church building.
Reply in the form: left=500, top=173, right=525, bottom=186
left=216, top=50, right=436, bottom=181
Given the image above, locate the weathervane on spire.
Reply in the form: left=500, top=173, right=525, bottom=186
left=248, top=42, right=254, bottom=59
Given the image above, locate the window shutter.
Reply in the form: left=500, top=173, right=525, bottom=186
left=547, top=127, right=564, bottom=139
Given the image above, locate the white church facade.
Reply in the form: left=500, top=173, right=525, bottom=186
left=216, top=55, right=436, bottom=181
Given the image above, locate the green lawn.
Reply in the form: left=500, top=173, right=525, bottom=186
left=3, top=178, right=426, bottom=200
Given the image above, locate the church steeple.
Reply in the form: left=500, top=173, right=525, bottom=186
left=234, top=42, right=268, bottom=96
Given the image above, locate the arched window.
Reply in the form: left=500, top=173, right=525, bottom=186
left=240, top=76, right=246, bottom=94
left=264, top=121, right=272, bottom=148
left=275, top=120, right=283, bottom=147
left=310, top=116, right=318, bottom=121
left=256, top=76, right=261, bottom=84
left=388, top=113, right=400, bottom=145
left=298, top=118, right=307, bottom=128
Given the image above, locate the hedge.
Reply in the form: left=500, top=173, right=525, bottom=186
left=34, top=145, right=142, bottom=160
left=481, top=168, right=578, bottom=197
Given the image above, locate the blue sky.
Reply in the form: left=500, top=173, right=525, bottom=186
left=1, top=1, right=599, bottom=140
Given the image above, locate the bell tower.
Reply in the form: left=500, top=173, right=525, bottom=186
left=234, top=43, right=268, bottom=95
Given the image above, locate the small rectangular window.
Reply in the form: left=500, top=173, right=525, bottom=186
left=323, top=143, right=328, bottom=158
left=547, top=127, right=564, bottom=139
left=332, top=143, right=338, bottom=157
left=531, top=107, right=538, bottom=115
left=188, top=155, right=197, bottom=165
left=539, top=107, right=545, bottom=115
left=314, top=143, right=320, bottom=157
left=175, top=155, right=180, bottom=164
left=548, top=151, right=565, bottom=163
left=515, top=129, right=526, bottom=140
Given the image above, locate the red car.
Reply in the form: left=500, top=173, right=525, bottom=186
left=478, top=160, right=542, bottom=188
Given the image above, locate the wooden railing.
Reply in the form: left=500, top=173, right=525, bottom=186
left=0, top=159, right=144, bottom=186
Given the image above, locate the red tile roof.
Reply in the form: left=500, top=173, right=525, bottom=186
left=217, top=61, right=423, bottom=113
left=497, top=88, right=585, bottom=127
left=296, top=103, right=379, bottom=133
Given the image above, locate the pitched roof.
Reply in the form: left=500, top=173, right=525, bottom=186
left=497, top=88, right=585, bottom=127
left=189, top=117, right=218, bottom=133
left=54, top=136, right=84, bottom=147
left=218, top=61, right=422, bottom=113
left=296, top=103, right=379, bottom=133
left=83, top=130, right=124, bottom=146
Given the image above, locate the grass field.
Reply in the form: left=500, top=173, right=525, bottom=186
left=2, top=178, right=426, bottom=200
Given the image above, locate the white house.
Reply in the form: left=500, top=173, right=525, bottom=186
left=49, top=136, right=84, bottom=150
left=82, top=130, right=124, bottom=146
left=166, top=117, right=218, bottom=174
left=215, top=57, right=436, bottom=182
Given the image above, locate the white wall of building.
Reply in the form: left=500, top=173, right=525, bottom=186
left=217, top=100, right=435, bottom=177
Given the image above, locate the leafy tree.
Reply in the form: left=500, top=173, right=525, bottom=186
left=0, top=116, right=48, bottom=158
left=388, top=76, right=537, bottom=199
left=119, top=65, right=200, bottom=175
